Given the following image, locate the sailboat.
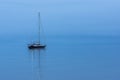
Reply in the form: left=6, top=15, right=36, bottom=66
left=28, top=12, right=46, bottom=49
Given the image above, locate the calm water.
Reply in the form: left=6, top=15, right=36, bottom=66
left=0, top=35, right=120, bottom=80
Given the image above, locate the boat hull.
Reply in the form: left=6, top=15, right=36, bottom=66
left=28, top=44, right=46, bottom=49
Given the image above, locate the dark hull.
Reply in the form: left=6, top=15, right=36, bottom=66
left=28, top=45, right=46, bottom=49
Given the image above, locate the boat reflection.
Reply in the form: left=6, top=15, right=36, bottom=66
left=28, top=48, right=46, bottom=80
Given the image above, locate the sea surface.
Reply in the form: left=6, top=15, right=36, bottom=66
left=0, top=35, right=120, bottom=80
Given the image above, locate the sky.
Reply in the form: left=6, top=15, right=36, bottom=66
left=0, top=0, right=120, bottom=37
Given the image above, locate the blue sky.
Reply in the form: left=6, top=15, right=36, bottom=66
left=0, top=0, right=120, bottom=36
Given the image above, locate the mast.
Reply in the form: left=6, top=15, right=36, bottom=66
left=38, top=12, right=40, bottom=44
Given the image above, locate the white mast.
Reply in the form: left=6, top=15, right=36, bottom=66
left=38, top=12, right=40, bottom=44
